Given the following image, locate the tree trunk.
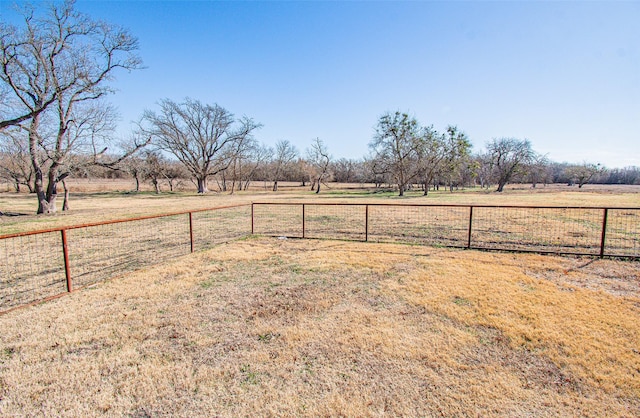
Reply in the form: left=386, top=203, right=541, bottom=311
left=62, top=179, right=69, bottom=211
left=315, top=178, right=321, bottom=194
left=152, top=178, right=160, bottom=194
left=273, top=180, right=278, bottom=192
left=197, top=177, right=208, bottom=193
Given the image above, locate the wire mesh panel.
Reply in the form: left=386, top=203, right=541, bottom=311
left=0, top=232, right=66, bottom=311
left=605, top=209, right=640, bottom=257
left=252, top=204, right=303, bottom=238
left=0, top=231, right=67, bottom=311
left=471, top=207, right=603, bottom=255
left=368, top=205, right=469, bottom=246
left=192, top=205, right=252, bottom=251
left=67, top=214, right=190, bottom=288
left=304, top=204, right=366, bottom=241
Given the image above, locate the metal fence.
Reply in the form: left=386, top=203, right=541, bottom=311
left=0, top=204, right=251, bottom=314
left=251, top=203, right=640, bottom=258
left=2, top=202, right=638, bottom=314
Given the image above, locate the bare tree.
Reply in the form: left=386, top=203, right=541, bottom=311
left=307, top=138, right=331, bottom=194
left=270, top=140, right=298, bottom=192
left=565, top=162, right=603, bottom=188
left=0, top=126, right=35, bottom=192
left=369, top=112, right=423, bottom=196
left=486, top=138, right=535, bottom=192
left=1, top=0, right=144, bottom=213
left=141, top=98, right=261, bottom=194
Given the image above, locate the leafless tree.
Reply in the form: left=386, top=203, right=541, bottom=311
left=270, top=140, right=298, bottom=192
left=1, top=0, right=145, bottom=213
left=141, top=98, right=261, bottom=194
left=565, top=162, right=603, bottom=188
left=486, top=138, right=535, bottom=192
left=0, top=126, right=34, bottom=192
left=307, top=138, right=331, bottom=194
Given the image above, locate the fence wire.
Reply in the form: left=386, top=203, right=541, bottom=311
left=252, top=204, right=303, bottom=238
left=368, top=205, right=469, bottom=246
left=0, top=232, right=66, bottom=311
left=1, top=203, right=637, bottom=314
left=192, top=205, right=252, bottom=251
left=0, top=204, right=251, bottom=313
left=606, top=209, right=640, bottom=257
left=68, top=214, right=190, bottom=288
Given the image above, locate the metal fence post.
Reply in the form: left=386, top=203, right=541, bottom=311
left=251, top=203, right=255, bottom=235
left=302, top=204, right=306, bottom=238
left=61, top=229, right=72, bottom=292
left=365, top=204, right=369, bottom=242
left=467, top=206, right=474, bottom=249
left=600, top=208, right=608, bottom=258
left=188, top=212, right=194, bottom=253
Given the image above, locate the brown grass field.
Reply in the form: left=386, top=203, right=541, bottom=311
left=0, top=182, right=639, bottom=416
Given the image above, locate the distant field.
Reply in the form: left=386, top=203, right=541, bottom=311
left=1, top=181, right=639, bottom=235
left=0, top=237, right=638, bottom=416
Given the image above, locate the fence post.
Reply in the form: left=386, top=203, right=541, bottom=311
left=365, top=204, right=369, bottom=242
left=302, top=204, right=306, bottom=238
left=188, top=212, right=194, bottom=253
left=61, top=229, right=72, bottom=292
left=599, top=208, right=608, bottom=258
left=467, top=206, right=474, bottom=249
left=251, top=203, right=255, bottom=235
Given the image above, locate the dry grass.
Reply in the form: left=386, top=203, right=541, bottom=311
left=1, top=237, right=638, bottom=416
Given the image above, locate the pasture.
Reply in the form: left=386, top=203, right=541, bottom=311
left=0, top=183, right=639, bottom=416
left=0, top=237, right=638, bottom=416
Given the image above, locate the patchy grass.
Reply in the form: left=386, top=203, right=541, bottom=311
left=0, top=237, right=638, bottom=416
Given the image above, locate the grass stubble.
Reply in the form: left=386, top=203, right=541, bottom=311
left=0, top=237, right=638, bottom=417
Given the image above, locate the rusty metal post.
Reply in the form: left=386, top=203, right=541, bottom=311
left=599, top=208, right=608, bottom=258
left=302, top=204, right=306, bottom=238
left=188, top=212, right=194, bottom=253
left=467, top=206, right=474, bottom=249
left=365, top=204, right=369, bottom=242
left=61, top=229, right=72, bottom=292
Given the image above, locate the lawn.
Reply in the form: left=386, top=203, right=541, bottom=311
left=0, top=237, right=638, bottom=416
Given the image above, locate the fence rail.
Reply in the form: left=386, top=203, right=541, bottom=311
left=2, top=202, right=638, bottom=314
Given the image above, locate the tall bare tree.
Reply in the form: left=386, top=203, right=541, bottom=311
left=1, top=0, right=145, bottom=213
left=141, top=98, right=261, bottom=193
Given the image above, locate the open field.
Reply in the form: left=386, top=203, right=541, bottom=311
left=0, top=237, right=638, bottom=416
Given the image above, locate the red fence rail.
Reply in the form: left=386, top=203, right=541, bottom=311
left=251, top=202, right=640, bottom=258
left=2, top=202, right=638, bottom=315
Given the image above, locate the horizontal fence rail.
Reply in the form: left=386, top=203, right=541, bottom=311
left=252, top=203, right=640, bottom=258
left=0, top=204, right=251, bottom=314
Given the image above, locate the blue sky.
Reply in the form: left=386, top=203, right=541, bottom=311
left=2, top=0, right=639, bottom=168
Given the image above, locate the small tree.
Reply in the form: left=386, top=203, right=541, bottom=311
left=307, top=138, right=331, bottom=194
left=565, top=162, right=603, bottom=188
left=486, top=138, right=535, bottom=192
left=270, top=140, right=298, bottom=192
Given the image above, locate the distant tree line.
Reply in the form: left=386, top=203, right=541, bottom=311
left=1, top=2, right=638, bottom=214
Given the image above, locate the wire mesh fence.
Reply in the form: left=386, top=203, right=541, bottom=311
left=0, top=204, right=251, bottom=314
left=2, top=202, right=638, bottom=314
left=252, top=203, right=640, bottom=258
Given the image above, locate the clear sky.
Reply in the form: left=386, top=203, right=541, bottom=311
left=2, top=0, right=639, bottom=168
